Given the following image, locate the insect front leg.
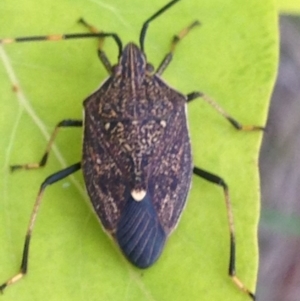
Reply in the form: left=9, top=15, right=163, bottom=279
left=193, top=166, right=256, bottom=300
left=155, top=20, right=200, bottom=75
left=78, top=18, right=113, bottom=74
left=0, top=163, right=81, bottom=293
left=11, top=119, right=82, bottom=172
left=187, top=92, right=264, bottom=131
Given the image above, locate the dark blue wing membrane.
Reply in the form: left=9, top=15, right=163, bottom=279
left=116, top=193, right=166, bottom=268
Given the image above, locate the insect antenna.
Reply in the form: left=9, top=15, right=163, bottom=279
left=139, top=0, right=180, bottom=53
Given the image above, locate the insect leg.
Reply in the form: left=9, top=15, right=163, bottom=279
left=140, top=0, right=181, bottom=52
left=193, top=166, right=256, bottom=300
left=11, top=119, right=82, bottom=172
left=78, top=18, right=113, bottom=74
left=155, top=20, right=200, bottom=75
left=0, top=162, right=81, bottom=293
left=0, top=32, right=123, bottom=60
left=187, top=92, right=264, bottom=131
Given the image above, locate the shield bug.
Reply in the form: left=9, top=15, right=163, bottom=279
left=0, top=0, right=263, bottom=299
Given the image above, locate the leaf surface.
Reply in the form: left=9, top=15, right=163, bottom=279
left=0, top=1, right=277, bottom=300
left=277, top=0, right=300, bottom=13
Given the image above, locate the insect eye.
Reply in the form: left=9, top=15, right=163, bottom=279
left=112, top=64, right=122, bottom=76
left=146, top=63, right=154, bottom=73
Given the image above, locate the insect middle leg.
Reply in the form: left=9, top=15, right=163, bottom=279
left=11, top=119, right=82, bottom=172
left=187, top=92, right=264, bottom=131
left=0, top=162, right=81, bottom=292
left=155, top=20, right=200, bottom=75
left=193, top=166, right=256, bottom=300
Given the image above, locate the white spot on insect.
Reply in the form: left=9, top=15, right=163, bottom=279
left=104, top=123, right=110, bottom=130
left=160, top=120, right=166, bottom=127
left=131, top=189, right=146, bottom=202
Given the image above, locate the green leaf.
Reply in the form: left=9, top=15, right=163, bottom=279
left=277, top=0, right=300, bottom=14
left=0, top=1, right=277, bottom=301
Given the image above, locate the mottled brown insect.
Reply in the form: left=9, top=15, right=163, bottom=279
left=83, top=42, right=193, bottom=267
left=0, top=0, right=263, bottom=299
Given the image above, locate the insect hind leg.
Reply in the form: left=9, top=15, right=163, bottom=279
left=193, top=166, right=256, bottom=300
left=0, top=163, right=81, bottom=293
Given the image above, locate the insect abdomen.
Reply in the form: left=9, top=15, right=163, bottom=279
left=116, top=193, right=166, bottom=268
